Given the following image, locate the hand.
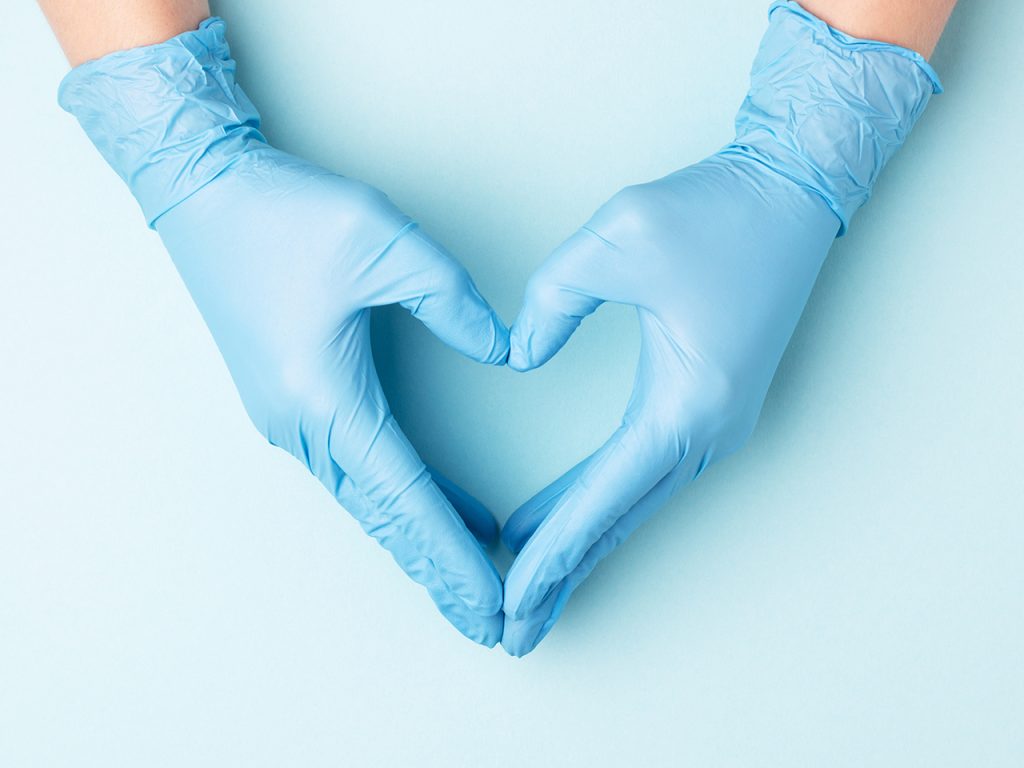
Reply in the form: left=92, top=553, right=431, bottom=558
left=59, top=19, right=509, bottom=645
left=160, top=157, right=509, bottom=645
left=500, top=152, right=838, bottom=655
left=499, top=1, right=940, bottom=656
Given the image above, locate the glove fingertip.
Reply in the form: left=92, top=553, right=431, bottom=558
left=501, top=619, right=542, bottom=657
left=460, top=307, right=510, bottom=367
left=440, top=596, right=504, bottom=648
left=486, top=313, right=512, bottom=367
left=507, top=321, right=550, bottom=372
left=501, top=587, right=565, bottom=656
left=465, top=613, right=504, bottom=648
left=500, top=510, right=537, bottom=555
left=507, top=344, right=538, bottom=373
left=503, top=577, right=542, bottom=622
left=456, top=571, right=504, bottom=617
left=501, top=635, right=532, bottom=658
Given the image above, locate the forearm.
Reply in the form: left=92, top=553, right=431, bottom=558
left=799, top=0, right=957, bottom=58
left=39, top=0, right=210, bottom=66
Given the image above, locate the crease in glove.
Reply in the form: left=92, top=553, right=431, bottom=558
left=725, top=0, right=942, bottom=234
left=58, top=18, right=266, bottom=227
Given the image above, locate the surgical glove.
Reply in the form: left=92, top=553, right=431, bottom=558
left=59, top=18, right=509, bottom=646
left=501, top=1, right=941, bottom=656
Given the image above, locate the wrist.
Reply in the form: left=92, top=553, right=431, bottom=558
left=58, top=17, right=266, bottom=228
left=725, top=1, right=941, bottom=235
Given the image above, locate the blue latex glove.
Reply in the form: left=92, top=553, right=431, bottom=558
left=58, top=18, right=509, bottom=646
left=501, top=1, right=941, bottom=656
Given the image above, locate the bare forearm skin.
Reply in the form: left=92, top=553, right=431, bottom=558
left=799, top=0, right=957, bottom=58
left=39, top=0, right=210, bottom=66
left=40, top=1, right=956, bottom=69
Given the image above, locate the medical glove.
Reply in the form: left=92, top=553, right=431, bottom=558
left=59, top=18, right=509, bottom=646
left=501, top=1, right=941, bottom=656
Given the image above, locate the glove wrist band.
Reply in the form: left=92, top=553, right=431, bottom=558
left=58, top=6, right=943, bottom=236
left=726, top=0, right=942, bottom=235
left=58, top=17, right=264, bottom=227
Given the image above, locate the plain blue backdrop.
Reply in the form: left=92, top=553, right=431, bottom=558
left=1, top=1, right=1021, bottom=765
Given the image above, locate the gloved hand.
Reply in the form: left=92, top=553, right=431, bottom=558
left=500, top=1, right=941, bottom=656
left=59, top=18, right=509, bottom=645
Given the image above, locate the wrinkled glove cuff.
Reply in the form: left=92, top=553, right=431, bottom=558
left=58, top=17, right=266, bottom=228
left=727, top=0, right=942, bottom=235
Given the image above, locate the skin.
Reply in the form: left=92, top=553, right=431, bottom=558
left=799, top=0, right=957, bottom=58
left=39, top=1, right=955, bottom=66
left=39, top=0, right=210, bottom=66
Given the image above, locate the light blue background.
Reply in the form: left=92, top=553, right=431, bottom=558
left=2, top=1, right=1021, bottom=765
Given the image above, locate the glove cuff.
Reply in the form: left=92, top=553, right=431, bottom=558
left=726, top=1, right=942, bottom=235
left=58, top=17, right=266, bottom=228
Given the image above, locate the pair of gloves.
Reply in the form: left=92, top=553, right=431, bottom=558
left=60, top=2, right=940, bottom=656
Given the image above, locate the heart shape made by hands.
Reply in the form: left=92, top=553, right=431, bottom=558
left=58, top=6, right=939, bottom=657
